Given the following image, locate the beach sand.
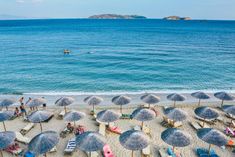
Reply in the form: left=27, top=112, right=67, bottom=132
left=0, top=94, right=235, bottom=157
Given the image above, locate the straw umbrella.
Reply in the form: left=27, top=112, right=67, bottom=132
left=64, top=111, right=86, bottom=127
left=222, top=105, right=235, bottom=123
left=161, top=128, right=191, bottom=153
left=0, top=131, right=16, bottom=157
left=84, top=96, right=103, bottom=115
left=0, top=99, right=15, bottom=111
left=75, top=131, right=106, bottom=157
left=140, top=93, right=160, bottom=108
left=27, top=111, right=53, bottom=132
left=28, top=131, right=59, bottom=157
left=131, top=107, right=156, bottom=130
left=112, top=95, right=131, bottom=114
left=214, top=92, right=234, bottom=107
left=194, top=106, right=219, bottom=127
left=96, top=110, right=121, bottom=126
left=119, top=130, right=150, bottom=157
left=167, top=93, right=186, bottom=107
left=0, top=111, right=14, bottom=131
left=26, top=98, right=46, bottom=110
left=55, top=97, right=74, bottom=113
left=164, top=107, right=187, bottom=125
left=191, top=92, right=210, bottom=106
left=197, top=128, right=228, bottom=156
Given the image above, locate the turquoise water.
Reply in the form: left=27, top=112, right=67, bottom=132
left=0, top=19, right=235, bottom=94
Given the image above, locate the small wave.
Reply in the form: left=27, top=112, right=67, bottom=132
left=23, top=89, right=235, bottom=96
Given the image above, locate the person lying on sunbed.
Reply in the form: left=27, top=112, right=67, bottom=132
left=66, top=123, right=74, bottom=132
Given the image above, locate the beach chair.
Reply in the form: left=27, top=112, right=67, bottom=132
left=86, top=151, right=99, bottom=157
left=15, top=131, right=30, bottom=144
left=58, top=110, right=66, bottom=119
left=158, top=148, right=172, bottom=157
left=226, top=113, right=235, bottom=120
left=20, top=123, right=35, bottom=135
left=196, top=148, right=219, bottom=157
left=4, top=143, right=23, bottom=156
left=60, top=125, right=74, bottom=138
left=171, top=121, right=182, bottom=128
left=198, top=122, right=210, bottom=128
left=196, top=116, right=215, bottom=125
left=120, top=114, right=131, bottom=119
left=107, top=123, right=122, bottom=134
left=64, top=138, right=76, bottom=154
left=190, top=122, right=201, bottom=130
left=99, top=123, right=106, bottom=136
left=143, top=125, right=151, bottom=137
left=133, top=125, right=141, bottom=131
left=102, top=144, right=115, bottom=157
left=49, top=146, right=57, bottom=153
left=142, top=145, right=151, bottom=157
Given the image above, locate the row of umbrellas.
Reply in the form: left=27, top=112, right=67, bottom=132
left=1, top=91, right=234, bottom=112
left=0, top=127, right=229, bottom=157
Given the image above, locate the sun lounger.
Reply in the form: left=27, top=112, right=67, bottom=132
left=172, top=121, right=182, bottom=128
left=49, top=146, right=57, bottom=153
left=196, top=148, right=219, bottom=157
left=142, top=145, right=151, bottom=157
left=133, top=125, right=141, bottom=131
left=190, top=122, right=201, bottom=130
left=15, top=131, right=30, bottom=144
left=86, top=151, right=99, bottom=157
left=60, top=125, right=74, bottom=138
left=107, top=123, right=122, bottom=134
left=162, top=116, right=182, bottom=128
left=195, top=116, right=216, bottom=125
left=58, top=110, right=66, bottom=119
left=226, top=113, right=235, bottom=120
left=158, top=148, right=172, bottom=157
left=120, top=114, right=131, bottom=119
left=103, top=144, right=115, bottom=157
left=64, top=138, right=76, bottom=154
left=4, top=143, right=23, bottom=156
left=99, top=123, right=106, bottom=136
left=143, top=125, right=151, bottom=137
left=198, top=122, right=210, bottom=128
left=20, top=123, right=35, bottom=135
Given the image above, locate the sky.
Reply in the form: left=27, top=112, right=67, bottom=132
left=0, top=0, right=235, bottom=20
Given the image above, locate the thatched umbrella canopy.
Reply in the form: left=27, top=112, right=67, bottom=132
left=131, top=107, right=156, bottom=129
left=222, top=105, right=235, bottom=116
left=0, top=131, right=16, bottom=157
left=76, top=131, right=106, bottom=157
left=84, top=96, right=103, bottom=115
left=197, top=128, right=228, bottom=155
left=0, top=98, right=16, bottom=110
left=28, top=111, right=53, bottom=132
left=26, top=98, right=46, bottom=109
left=167, top=93, right=186, bottom=107
left=191, top=92, right=210, bottom=106
left=164, top=107, right=187, bottom=122
left=214, top=92, right=234, bottom=107
left=28, top=131, right=59, bottom=156
left=112, top=95, right=131, bottom=114
left=0, top=111, right=14, bottom=131
left=119, top=130, right=149, bottom=157
left=161, top=128, right=191, bottom=152
left=96, top=110, right=121, bottom=125
left=140, top=93, right=160, bottom=108
left=55, top=97, right=75, bottom=113
left=194, top=106, right=219, bottom=127
left=64, top=111, right=86, bottom=126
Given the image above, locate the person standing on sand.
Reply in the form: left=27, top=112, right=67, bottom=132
left=19, top=97, right=24, bottom=104
left=20, top=103, right=27, bottom=117
left=26, top=97, right=33, bottom=111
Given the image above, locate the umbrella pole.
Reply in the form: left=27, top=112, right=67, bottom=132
left=131, top=150, right=134, bottom=157
left=39, top=122, right=43, bottom=132
left=120, top=105, right=122, bottom=114
left=0, top=150, right=3, bottom=157
left=6, top=106, right=8, bottom=111
left=221, top=100, right=224, bottom=107
left=148, top=104, right=150, bottom=108
left=89, top=152, right=91, bottom=157
left=208, top=144, right=212, bottom=155
left=173, top=146, right=175, bottom=153
left=141, top=121, right=144, bottom=130
left=64, top=106, right=67, bottom=113
left=74, top=121, right=76, bottom=127
left=92, top=105, right=95, bottom=114
left=173, top=101, right=176, bottom=107
left=44, top=153, right=47, bottom=157
left=2, top=122, right=6, bottom=131
left=198, top=99, right=201, bottom=106
left=202, top=121, right=205, bottom=128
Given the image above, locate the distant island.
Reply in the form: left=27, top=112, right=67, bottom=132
left=88, top=14, right=147, bottom=19
left=163, top=16, right=191, bottom=20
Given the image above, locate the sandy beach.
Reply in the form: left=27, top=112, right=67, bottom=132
left=0, top=93, right=235, bottom=157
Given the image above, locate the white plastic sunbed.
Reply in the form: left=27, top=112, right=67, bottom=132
left=86, top=151, right=99, bottom=157
left=49, top=146, right=57, bottom=153
left=190, top=122, right=201, bottom=130
left=64, top=138, right=76, bottom=154
left=99, top=123, right=106, bottom=136
left=20, top=123, right=35, bottom=135
left=58, top=110, right=66, bottom=119
left=198, top=121, right=210, bottom=128
left=15, top=132, right=30, bottom=144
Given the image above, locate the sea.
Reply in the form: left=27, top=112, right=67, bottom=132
left=0, top=19, right=235, bottom=96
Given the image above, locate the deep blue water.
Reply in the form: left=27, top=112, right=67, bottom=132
left=0, top=19, right=235, bottom=94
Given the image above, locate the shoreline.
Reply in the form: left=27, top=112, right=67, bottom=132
left=1, top=91, right=234, bottom=106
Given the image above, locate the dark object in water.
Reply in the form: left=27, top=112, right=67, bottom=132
left=64, top=49, right=70, bottom=54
